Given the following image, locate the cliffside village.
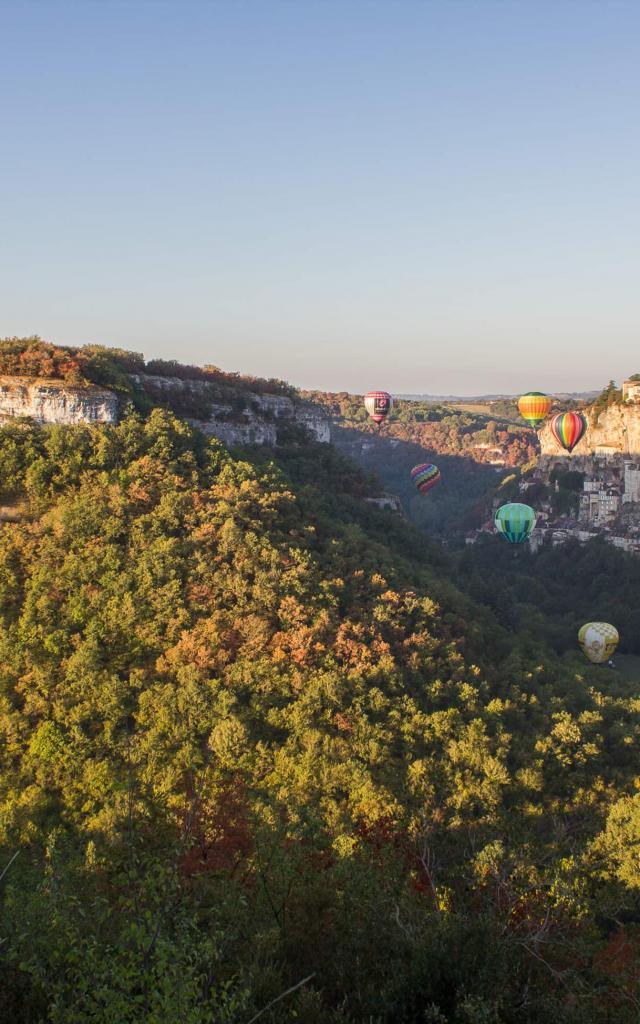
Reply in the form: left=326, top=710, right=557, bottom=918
left=520, top=458, right=640, bottom=555
left=468, top=380, right=640, bottom=555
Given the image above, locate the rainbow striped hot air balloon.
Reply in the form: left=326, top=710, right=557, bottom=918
left=364, top=391, right=392, bottom=425
left=518, top=392, right=552, bottom=429
left=578, top=622, right=619, bottom=664
left=550, top=411, right=587, bottom=454
left=494, top=502, right=537, bottom=544
left=410, top=463, right=441, bottom=495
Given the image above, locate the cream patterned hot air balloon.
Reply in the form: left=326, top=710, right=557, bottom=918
left=578, top=622, right=619, bottom=664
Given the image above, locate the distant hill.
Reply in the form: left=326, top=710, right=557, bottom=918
left=397, top=390, right=600, bottom=403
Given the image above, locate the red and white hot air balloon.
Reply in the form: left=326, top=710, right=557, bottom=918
left=364, top=391, right=393, bottom=425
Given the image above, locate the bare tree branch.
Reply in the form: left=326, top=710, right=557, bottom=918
left=245, top=973, right=315, bottom=1024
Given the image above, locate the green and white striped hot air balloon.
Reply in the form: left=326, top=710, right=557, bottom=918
left=494, top=502, right=537, bottom=545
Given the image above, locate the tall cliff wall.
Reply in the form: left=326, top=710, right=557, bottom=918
left=0, top=374, right=331, bottom=446
left=132, top=373, right=330, bottom=444
left=0, top=377, right=118, bottom=425
left=539, top=403, right=640, bottom=469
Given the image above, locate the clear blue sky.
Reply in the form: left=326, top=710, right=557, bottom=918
left=1, top=1, right=637, bottom=394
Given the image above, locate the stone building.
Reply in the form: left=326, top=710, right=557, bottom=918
left=623, top=379, right=640, bottom=402
left=623, top=462, right=640, bottom=503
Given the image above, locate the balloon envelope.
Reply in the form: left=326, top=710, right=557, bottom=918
left=411, top=463, right=441, bottom=494
left=550, top=411, right=587, bottom=453
left=364, top=391, right=392, bottom=424
left=578, top=622, right=619, bottom=664
left=518, top=392, right=552, bottom=428
left=494, top=502, right=537, bottom=544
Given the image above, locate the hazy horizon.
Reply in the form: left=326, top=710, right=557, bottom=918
left=1, top=1, right=638, bottom=394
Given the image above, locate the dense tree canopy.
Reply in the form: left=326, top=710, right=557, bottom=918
left=0, top=406, right=639, bottom=1022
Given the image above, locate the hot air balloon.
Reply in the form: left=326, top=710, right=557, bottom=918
left=518, top=392, right=552, bottom=429
left=494, top=502, right=536, bottom=544
left=364, top=391, right=392, bottom=425
left=410, top=463, right=441, bottom=494
left=578, top=622, right=619, bottom=664
left=550, top=411, right=587, bottom=454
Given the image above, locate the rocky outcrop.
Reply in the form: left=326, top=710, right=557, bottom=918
left=0, top=374, right=331, bottom=447
left=0, top=377, right=118, bottom=425
left=287, top=404, right=331, bottom=443
left=191, top=413, right=278, bottom=448
left=539, top=404, right=640, bottom=469
left=133, top=374, right=331, bottom=446
left=364, top=494, right=403, bottom=513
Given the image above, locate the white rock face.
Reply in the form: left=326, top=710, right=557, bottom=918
left=294, top=405, right=331, bottom=443
left=133, top=374, right=331, bottom=446
left=364, top=494, right=403, bottom=513
left=0, top=377, right=118, bottom=425
left=539, top=404, right=640, bottom=469
left=191, top=417, right=278, bottom=447
left=0, top=373, right=331, bottom=448
left=254, top=394, right=295, bottom=418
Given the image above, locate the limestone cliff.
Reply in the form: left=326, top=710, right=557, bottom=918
left=539, top=402, right=640, bottom=469
left=0, top=377, right=118, bottom=425
left=0, top=374, right=331, bottom=446
left=132, top=373, right=330, bottom=445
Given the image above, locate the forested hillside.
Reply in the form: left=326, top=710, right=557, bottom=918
left=1, top=395, right=640, bottom=1022
left=306, top=390, right=538, bottom=466
left=305, top=391, right=539, bottom=540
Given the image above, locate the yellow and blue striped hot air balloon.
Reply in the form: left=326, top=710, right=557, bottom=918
left=578, top=622, right=619, bottom=664
left=494, top=502, right=537, bottom=544
left=518, top=392, right=552, bottom=429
